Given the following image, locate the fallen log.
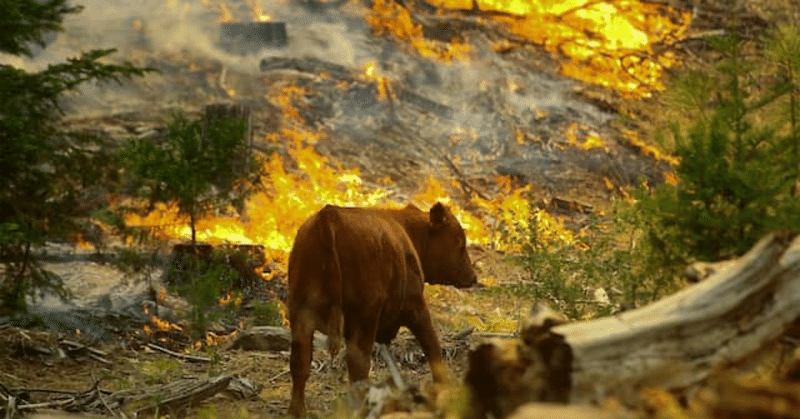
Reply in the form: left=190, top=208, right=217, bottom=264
left=465, top=232, right=800, bottom=417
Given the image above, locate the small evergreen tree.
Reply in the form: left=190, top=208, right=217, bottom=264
left=641, top=24, right=800, bottom=269
left=0, top=0, right=153, bottom=314
left=120, top=111, right=259, bottom=244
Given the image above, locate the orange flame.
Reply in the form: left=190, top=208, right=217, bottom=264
left=664, top=171, right=679, bottom=186
left=247, top=0, right=272, bottom=22
left=218, top=2, right=235, bottom=23
left=149, top=315, right=184, bottom=332
left=565, top=122, right=605, bottom=150
left=362, top=62, right=391, bottom=100
left=73, top=234, right=94, bottom=249
left=622, top=129, right=678, bottom=165
left=374, top=0, right=691, bottom=97
left=367, top=0, right=471, bottom=62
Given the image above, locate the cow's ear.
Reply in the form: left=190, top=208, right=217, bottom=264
left=430, top=202, right=447, bottom=225
left=405, top=203, right=421, bottom=211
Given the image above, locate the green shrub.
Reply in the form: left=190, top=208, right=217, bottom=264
left=503, top=192, right=686, bottom=317
left=168, top=247, right=243, bottom=339
left=641, top=26, right=800, bottom=272
left=250, top=300, right=283, bottom=326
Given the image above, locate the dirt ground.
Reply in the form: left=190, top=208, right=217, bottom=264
left=0, top=248, right=532, bottom=419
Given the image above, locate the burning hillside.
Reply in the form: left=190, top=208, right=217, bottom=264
left=13, top=0, right=698, bottom=277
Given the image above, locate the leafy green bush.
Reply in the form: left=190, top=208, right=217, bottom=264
left=501, top=194, right=684, bottom=317
left=250, top=300, right=283, bottom=326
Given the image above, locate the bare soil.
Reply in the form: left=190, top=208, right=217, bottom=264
left=0, top=248, right=530, bottom=418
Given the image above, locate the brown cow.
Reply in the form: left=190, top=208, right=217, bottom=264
left=287, top=202, right=477, bottom=416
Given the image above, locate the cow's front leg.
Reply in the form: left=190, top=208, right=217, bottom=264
left=405, top=298, right=448, bottom=383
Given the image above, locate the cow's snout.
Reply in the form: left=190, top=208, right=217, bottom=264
left=456, top=271, right=479, bottom=288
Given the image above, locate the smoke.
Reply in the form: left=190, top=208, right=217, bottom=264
left=0, top=0, right=611, bottom=153
left=0, top=0, right=383, bottom=112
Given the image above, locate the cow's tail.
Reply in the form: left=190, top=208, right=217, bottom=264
left=319, top=206, right=344, bottom=360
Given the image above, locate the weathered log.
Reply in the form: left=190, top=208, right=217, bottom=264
left=466, top=232, right=800, bottom=417
left=506, top=403, right=634, bottom=419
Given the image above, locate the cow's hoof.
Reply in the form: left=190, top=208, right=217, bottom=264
left=287, top=402, right=305, bottom=418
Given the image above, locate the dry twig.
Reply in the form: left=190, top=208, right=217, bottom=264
left=145, top=343, right=211, bottom=363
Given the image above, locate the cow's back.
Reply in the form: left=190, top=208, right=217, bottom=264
left=287, top=206, right=423, bottom=345
left=333, top=208, right=424, bottom=341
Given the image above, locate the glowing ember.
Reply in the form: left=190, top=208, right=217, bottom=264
left=622, top=129, right=678, bottom=165
left=361, top=61, right=391, bottom=100
left=565, top=122, right=606, bottom=150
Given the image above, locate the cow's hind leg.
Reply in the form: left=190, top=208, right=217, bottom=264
left=289, top=310, right=315, bottom=417
left=344, top=310, right=380, bottom=407
left=405, top=298, right=448, bottom=383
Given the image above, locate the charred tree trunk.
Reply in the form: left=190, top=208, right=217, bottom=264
left=466, top=232, right=800, bottom=418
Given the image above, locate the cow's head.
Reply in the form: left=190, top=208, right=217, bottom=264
left=420, top=202, right=478, bottom=288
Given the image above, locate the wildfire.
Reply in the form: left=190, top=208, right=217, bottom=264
left=362, top=62, right=391, bottom=100
left=565, top=122, right=606, bottom=150
left=124, top=76, right=575, bottom=292
left=367, top=0, right=471, bottom=62
left=247, top=0, right=272, bottom=22
left=218, top=2, right=235, bottom=23
left=372, top=0, right=691, bottom=97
